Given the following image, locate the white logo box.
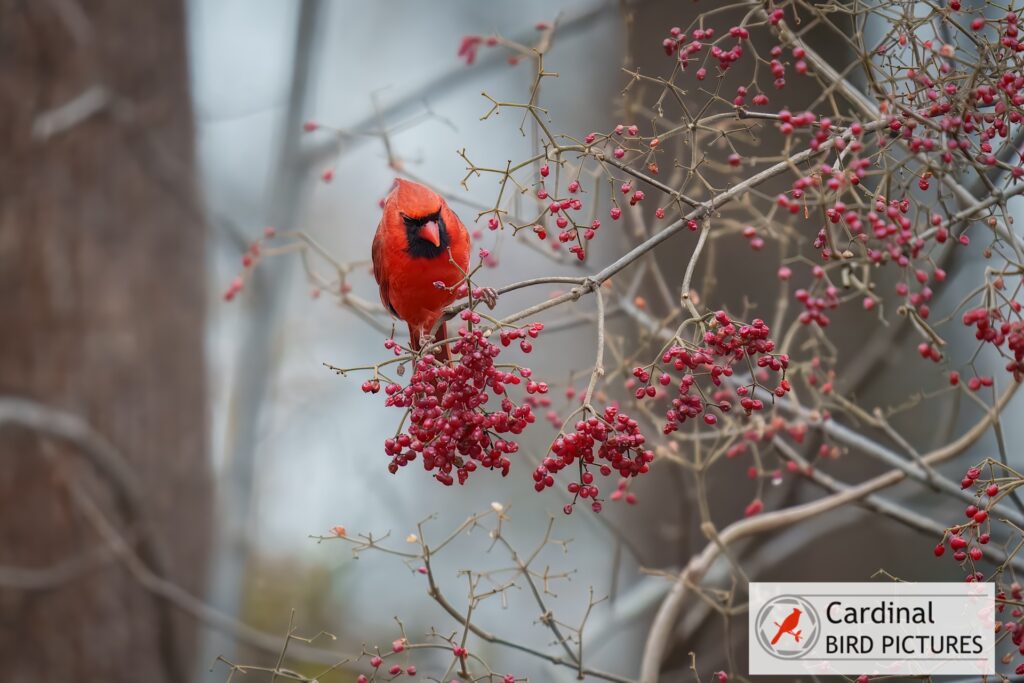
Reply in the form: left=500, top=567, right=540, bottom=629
left=749, top=582, right=994, bottom=676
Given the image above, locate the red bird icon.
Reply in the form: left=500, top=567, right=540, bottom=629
left=770, top=607, right=803, bottom=646
left=372, top=179, right=472, bottom=357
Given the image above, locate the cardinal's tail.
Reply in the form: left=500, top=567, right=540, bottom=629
left=408, top=324, right=421, bottom=353
left=770, top=629, right=784, bottom=646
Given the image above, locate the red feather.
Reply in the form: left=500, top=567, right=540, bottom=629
left=372, top=179, right=471, bottom=356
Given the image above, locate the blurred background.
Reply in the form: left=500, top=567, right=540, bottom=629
left=1, top=1, right=1018, bottom=681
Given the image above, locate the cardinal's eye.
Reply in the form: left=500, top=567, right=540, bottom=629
left=401, top=211, right=442, bottom=227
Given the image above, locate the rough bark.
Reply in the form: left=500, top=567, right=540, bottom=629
left=0, top=1, right=210, bottom=681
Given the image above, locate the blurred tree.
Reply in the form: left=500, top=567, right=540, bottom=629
left=0, top=1, right=210, bottom=681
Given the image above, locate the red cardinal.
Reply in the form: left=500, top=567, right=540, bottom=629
left=770, top=607, right=802, bottom=645
left=372, top=179, right=471, bottom=356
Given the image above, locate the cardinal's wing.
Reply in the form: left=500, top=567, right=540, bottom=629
left=372, top=227, right=398, bottom=317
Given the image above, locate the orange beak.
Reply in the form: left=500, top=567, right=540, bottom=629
left=417, top=220, right=441, bottom=247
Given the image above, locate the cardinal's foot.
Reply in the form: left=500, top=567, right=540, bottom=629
left=477, top=287, right=499, bottom=310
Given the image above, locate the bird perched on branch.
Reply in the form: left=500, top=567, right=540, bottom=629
left=372, top=179, right=472, bottom=358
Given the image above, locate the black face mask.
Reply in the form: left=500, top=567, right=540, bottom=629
left=403, top=211, right=450, bottom=259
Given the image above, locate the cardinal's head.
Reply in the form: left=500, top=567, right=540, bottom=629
left=391, top=179, right=450, bottom=257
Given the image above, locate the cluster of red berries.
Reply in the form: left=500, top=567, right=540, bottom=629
left=994, top=580, right=1024, bottom=675
left=917, top=342, right=942, bottom=363
left=633, top=312, right=789, bottom=433
left=659, top=12, right=822, bottom=100
left=765, top=45, right=809, bottom=91
left=660, top=25, right=750, bottom=76
left=775, top=137, right=866, bottom=216
left=794, top=284, right=839, bottom=328
left=934, top=467, right=997, bottom=576
left=531, top=146, right=658, bottom=257
left=533, top=164, right=596, bottom=260
left=355, top=638, right=519, bottom=682
left=618, top=181, right=646, bottom=207
left=963, top=306, right=1024, bottom=381
left=775, top=110, right=951, bottom=324
left=775, top=109, right=819, bottom=136
left=532, top=406, right=653, bottom=514
left=782, top=186, right=956, bottom=329
left=931, top=459, right=1024, bottom=679
left=741, top=225, right=765, bottom=251
left=498, top=321, right=545, bottom=355
left=376, top=321, right=545, bottom=486
left=754, top=8, right=1024, bottom=358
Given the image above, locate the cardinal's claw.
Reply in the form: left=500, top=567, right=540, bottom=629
left=477, top=287, right=498, bottom=310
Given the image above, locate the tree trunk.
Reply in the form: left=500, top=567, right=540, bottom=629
left=0, top=1, right=210, bottom=681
